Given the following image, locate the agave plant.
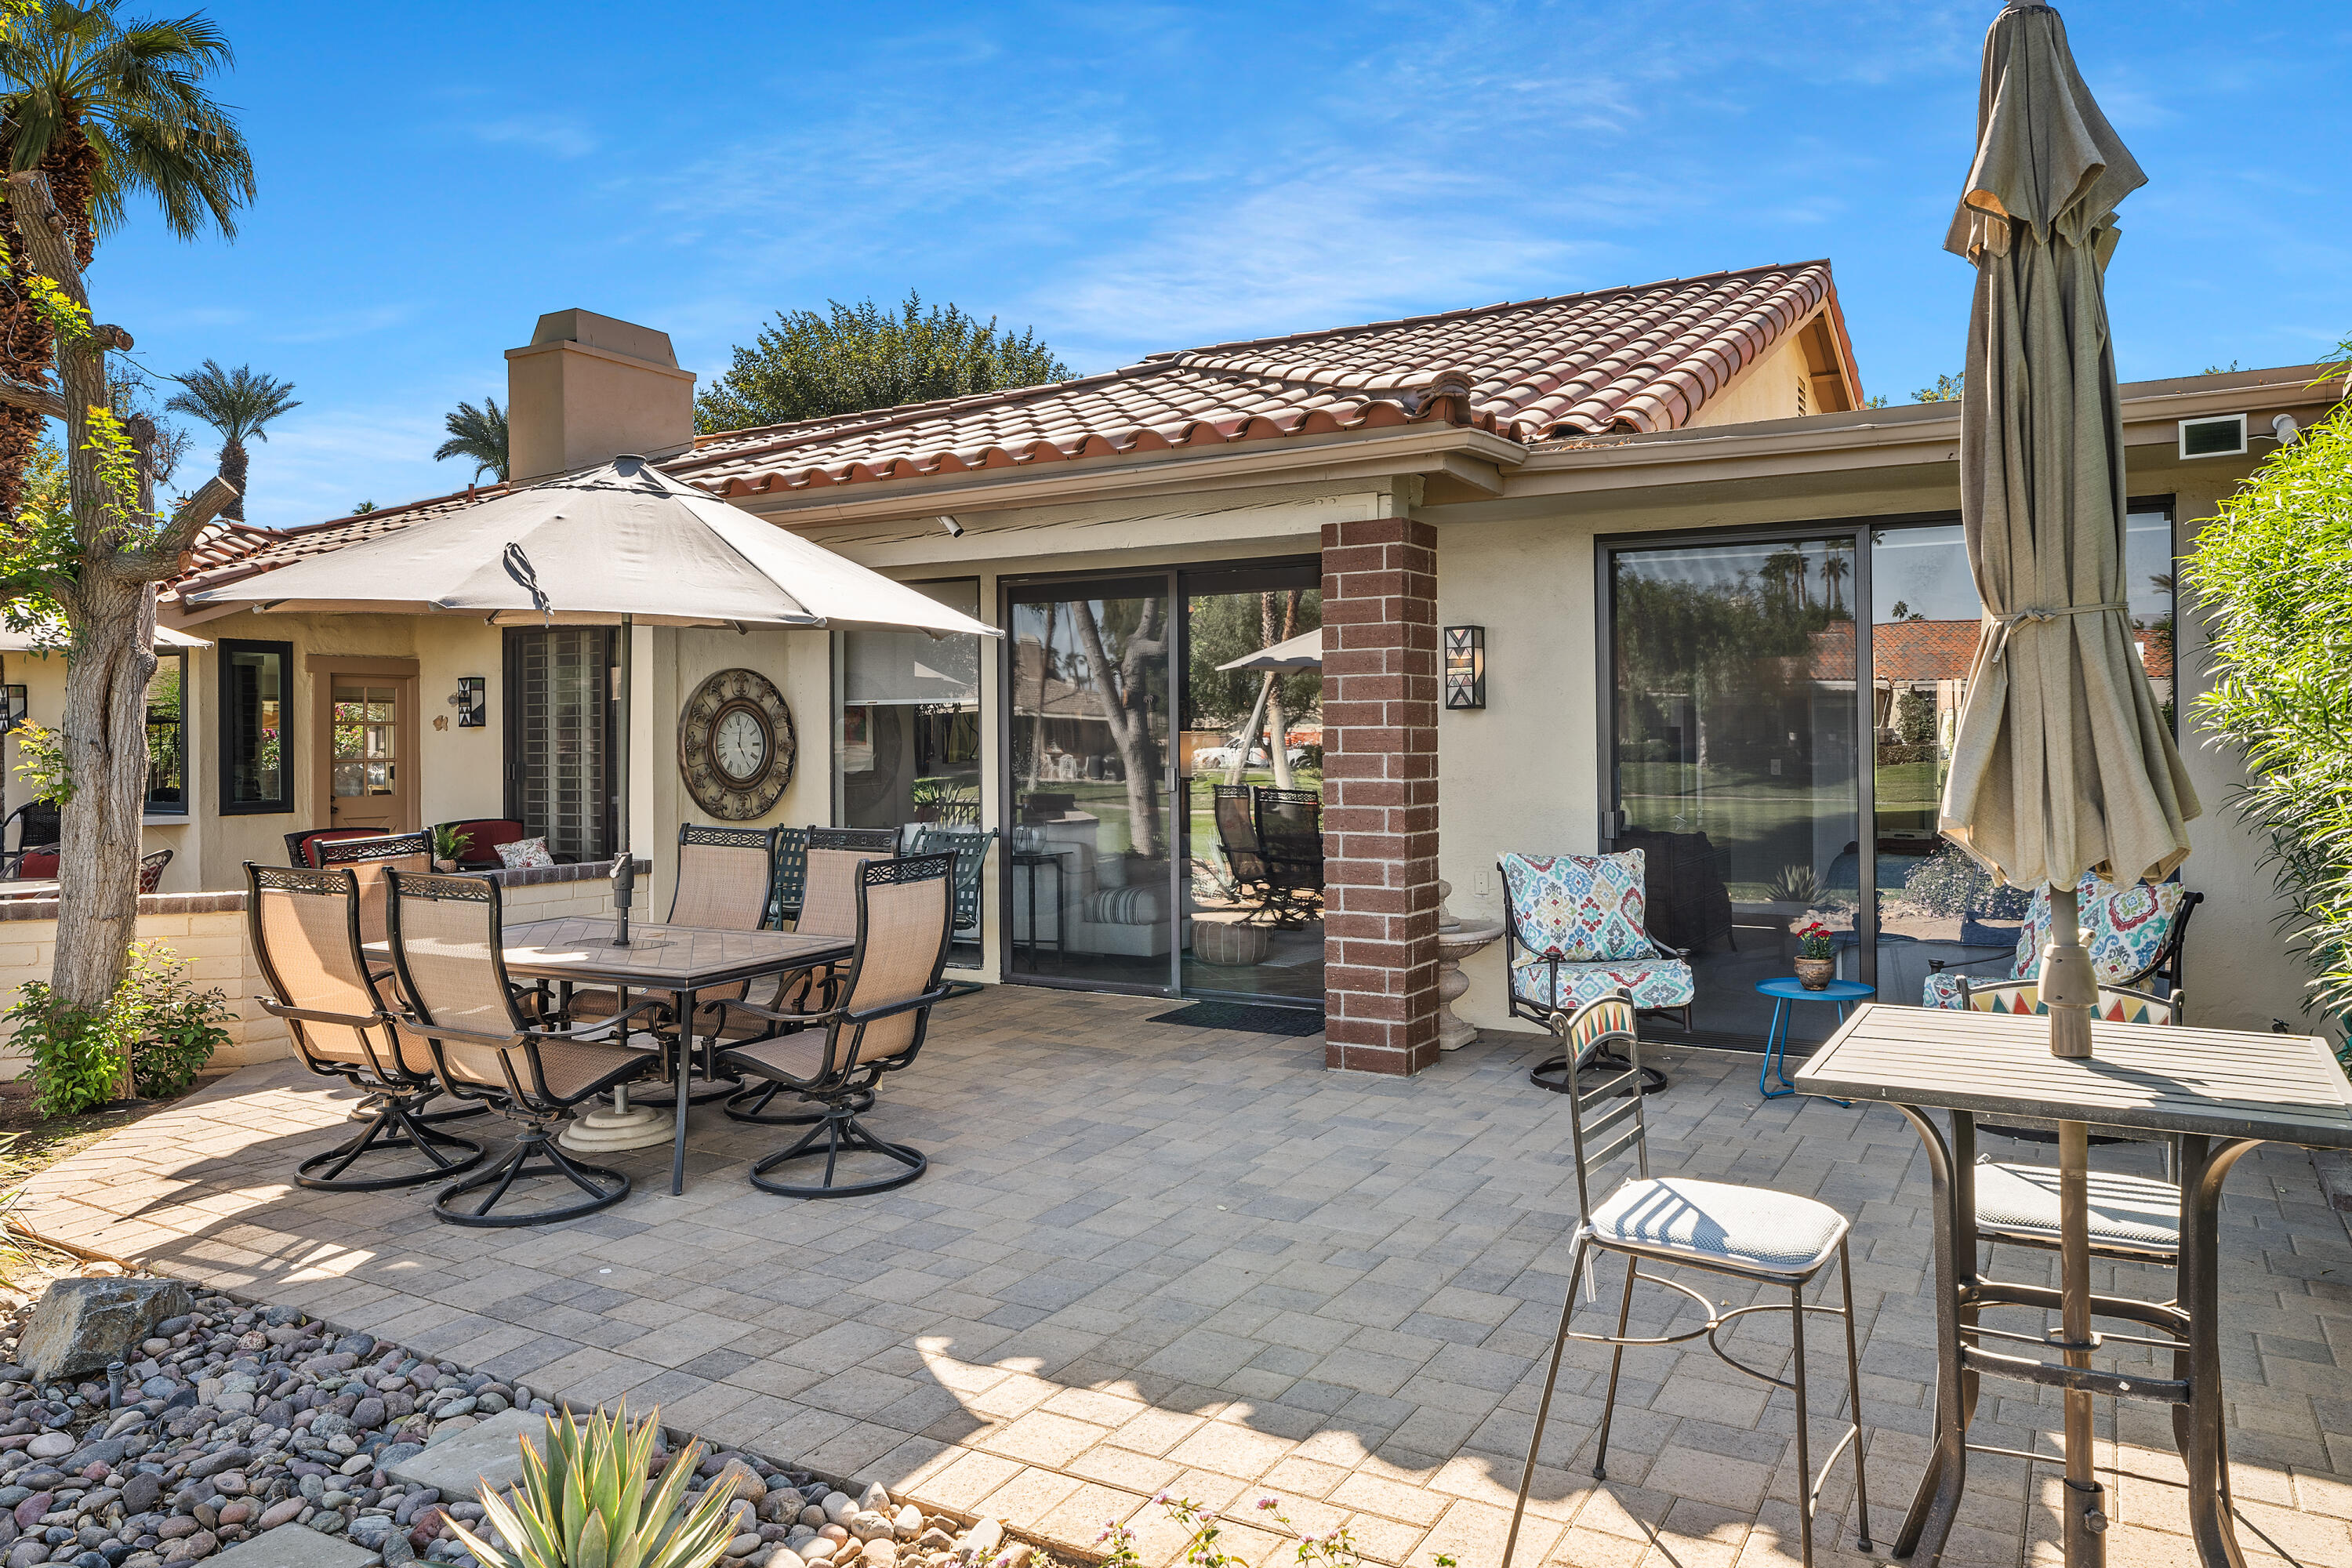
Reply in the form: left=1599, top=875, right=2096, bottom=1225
left=447, top=1405, right=738, bottom=1568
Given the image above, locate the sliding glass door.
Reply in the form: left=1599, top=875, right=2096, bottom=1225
left=1606, top=508, right=2176, bottom=1047
left=1001, top=561, right=1325, bottom=1005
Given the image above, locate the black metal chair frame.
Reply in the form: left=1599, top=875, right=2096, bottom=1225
left=381, top=869, right=669, bottom=1227
left=716, top=852, right=964, bottom=1199
left=1501, top=993, right=1871, bottom=1568
left=909, top=823, right=996, bottom=942
left=1251, top=786, right=1323, bottom=929
left=245, top=864, right=487, bottom=1192
left=768, top=826, right=810, bottom=928
left=1499, top=856, right=1686, bottom=1095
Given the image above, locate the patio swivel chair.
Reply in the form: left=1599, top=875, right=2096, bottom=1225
left=245, top=863, right=487, bottom=1192
left=1501, top=991, right=1871, bottom=1568
left=380, top=869, right=667, bottom=1225
left=714, top=852, right=961, bottom=1198
left=1212, top=784, right=1271, bottom=909
left=724, top=827, right=895, bottom=1127
left=1254, top=787, right=1323, bottom=928
left=910, top=823, right=996, bottom=953
left=314, top=831, right=435, bottom=949
left=1501, top=850, right=1691, bottom=1094
left=644, top=824, right=779, bottom=1102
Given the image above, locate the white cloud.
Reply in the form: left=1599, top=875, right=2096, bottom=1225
left=468, top=114, right=599, bottom=159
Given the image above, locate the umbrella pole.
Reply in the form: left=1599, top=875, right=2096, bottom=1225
left=2046, top=883, right=2106, bottom=1559
left=609, top=613, right=636, bottom=946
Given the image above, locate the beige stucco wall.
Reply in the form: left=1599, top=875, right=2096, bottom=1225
left=1686, top=336, right=1815, bottom=430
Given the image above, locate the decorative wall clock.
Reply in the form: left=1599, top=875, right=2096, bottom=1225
left=678, top=668, right=795, bottom=820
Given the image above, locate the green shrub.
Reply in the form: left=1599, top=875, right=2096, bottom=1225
left=4, top=942, right=230, bottom=1116
left=2183, top=341, right=2352, bottom=1045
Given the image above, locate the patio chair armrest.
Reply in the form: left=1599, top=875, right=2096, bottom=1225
left=554, top=996, right=674, bottom=1042
left=1926, top=950, right=2015, bottom=975
left=387, top=1012, right=524, bottom=1051
left=256, top=996, right=381, bottom=1031
left=843, top=985, right=961, bottom=1026
left=1649, top=938, right=1690, bottom=960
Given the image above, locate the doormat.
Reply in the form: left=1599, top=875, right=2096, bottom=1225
left=1146, top=1001, right=1326, bottom=1037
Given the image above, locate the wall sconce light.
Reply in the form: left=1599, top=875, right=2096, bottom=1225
left=0, top=685, right=24, bottom=731
left=449, top=676, right=487, bottom=728
left=1444, top=626, right=1486, bottom=710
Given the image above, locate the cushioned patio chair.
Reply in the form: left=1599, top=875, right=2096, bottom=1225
left=714, top=852, right=962, bottom=1198
left=246, top=863, right=487, bottom=1192
left=1922, top=875, right=2200, bottom=1007
left=724, top=827, right=895, bottom=1127
left=382, top=869, right=666, bottom=1226
left=1501, top=849, right=1690, bottom=1094
left=1500, top=991, right=1870, bottom=1568
left=285, top=827, right=377, bottom=867
left=1213, top=784, right=1269, bottom=902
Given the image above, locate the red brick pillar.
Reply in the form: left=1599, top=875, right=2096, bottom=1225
left=1320, top=516, right=1440, bottom=1074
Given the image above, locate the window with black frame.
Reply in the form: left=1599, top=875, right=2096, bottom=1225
left=839, top=579, right=984, bottom=964
left=219, top=640, right=291, bottom=814
left=146, top=648, right=187, bottom=815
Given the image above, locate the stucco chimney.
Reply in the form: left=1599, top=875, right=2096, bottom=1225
left=505, top=310, right=696, bottom=482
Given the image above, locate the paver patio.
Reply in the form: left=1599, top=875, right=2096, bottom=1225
left=18, top=986, right=2352, bottom=1567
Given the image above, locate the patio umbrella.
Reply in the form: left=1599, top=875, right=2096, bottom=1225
left=1214, top=627, right=1322, bottom=673
left=185, top=455, right=1000, bottom=872
left=1934, top=5, right=2199, bottom=1560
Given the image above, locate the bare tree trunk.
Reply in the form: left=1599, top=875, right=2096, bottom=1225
left=217, top=437, right=249, bottom=521
left=1223, top=677, right=1272, bottom=787
left=1068, top=597, right=1164, bottom=858
left=1025, top=600, right=1055, bottom=792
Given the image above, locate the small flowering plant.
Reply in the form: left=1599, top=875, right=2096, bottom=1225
left=1096, top=1494, right=1439, bottom=1568
left=1791, top=916, right=1837, bottom=960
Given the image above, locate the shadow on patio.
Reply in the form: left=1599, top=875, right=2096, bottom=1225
left=20, top=987, right=2352, bottom=1566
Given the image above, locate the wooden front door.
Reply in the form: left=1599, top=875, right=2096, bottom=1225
left=314, top=670, right=417, bottom=835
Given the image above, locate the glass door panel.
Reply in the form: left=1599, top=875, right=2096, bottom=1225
left=1610, top=536, right=1860, bottom=1047
left=1178, top=572, right=1323, bottom=1004
left=1006, top=580, right=1174, bottom=991
left=327, top=680, right=405, bottom=834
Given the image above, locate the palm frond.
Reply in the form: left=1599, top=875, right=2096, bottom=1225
left=164, top=358, right=299, bottom=445
left=434, top=395, right=509, bottom=481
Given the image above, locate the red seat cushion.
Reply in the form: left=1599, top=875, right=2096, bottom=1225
left=19, top=850, right=58, bottom=878
left=295, top=829, right=376, bottom=867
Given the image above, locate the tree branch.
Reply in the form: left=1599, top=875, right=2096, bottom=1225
left=0, top=377, right=66, bottom=420
left=107, top=473, right=238, bottom=583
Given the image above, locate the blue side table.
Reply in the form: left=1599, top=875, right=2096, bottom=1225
left=1756, top=977, right=1874, bottom=1100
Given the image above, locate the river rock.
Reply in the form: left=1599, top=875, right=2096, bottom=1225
left=857, top=1541, right=894, bottom=1568
left=16, top=1283, right=193, bottom=1385
left=819, top=1495, right=855, bottom=1526
left=845, top=1514, right=891, bottom=1544
left=890, top=1508, right=920, bottom=1542
left=710, top=1462, right=765, bottom=1506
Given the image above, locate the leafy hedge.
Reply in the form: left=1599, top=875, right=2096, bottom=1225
left=2183, top=344, right=2352, bottom=1033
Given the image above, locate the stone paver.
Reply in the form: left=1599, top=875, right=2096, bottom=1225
left=383, top=1406, right=546, bottom=1494
left=205, top=1524, right=382, bottom=1568
left=21, top=985, right=2352, bottom=1567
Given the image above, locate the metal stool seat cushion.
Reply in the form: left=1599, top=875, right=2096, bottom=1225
left=1973, top=1160, right=2181, bottom=1255
left=1587, top=1176, right=1849, bottom=1275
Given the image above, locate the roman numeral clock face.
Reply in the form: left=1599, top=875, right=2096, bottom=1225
left=678, top=667, right=796, bottom=820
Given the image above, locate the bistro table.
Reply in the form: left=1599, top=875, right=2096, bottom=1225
left=376, top=917, right=853, bottom=1196
left=1795, top=1003, right=2352, bottom=1566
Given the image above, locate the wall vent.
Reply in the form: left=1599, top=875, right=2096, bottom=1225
left=2178, top=413, right=2247, bottom=459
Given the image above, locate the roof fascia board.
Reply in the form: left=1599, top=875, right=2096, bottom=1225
left=732, top=423, right=1526, bottom=528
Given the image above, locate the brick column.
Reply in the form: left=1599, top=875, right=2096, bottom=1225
left=1320, top=517, right=1441, bottom=1074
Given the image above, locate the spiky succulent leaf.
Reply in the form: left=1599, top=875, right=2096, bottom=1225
left=455, top=1404, right=735, bottom=1568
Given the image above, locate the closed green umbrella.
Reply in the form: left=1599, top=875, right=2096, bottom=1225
left=1935, top=6, right=2200, bottom=1561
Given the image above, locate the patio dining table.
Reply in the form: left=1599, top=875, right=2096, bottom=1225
left=0, top=879, right=58, bottom=901
left=1794, top=1003, right=2352, bottom=1566
left=376, top=917, right=854, bottom=1196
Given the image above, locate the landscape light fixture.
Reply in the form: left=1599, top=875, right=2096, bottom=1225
left=1444, top=625, right=1486, bottom=710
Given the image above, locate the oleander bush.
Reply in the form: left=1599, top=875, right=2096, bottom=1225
left=2183, top=336, right=2352, bottom=1060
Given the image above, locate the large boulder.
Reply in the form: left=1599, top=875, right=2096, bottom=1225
left=16, top=1278, right=192, bottom=1384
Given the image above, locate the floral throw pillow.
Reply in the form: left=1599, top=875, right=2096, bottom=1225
left=495, top=837, right=555, bottom=870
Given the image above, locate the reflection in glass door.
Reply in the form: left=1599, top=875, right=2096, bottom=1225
left=1609, top=536, right=1860, bottom=1048
left=1005, top=580, right=1174, bottom=992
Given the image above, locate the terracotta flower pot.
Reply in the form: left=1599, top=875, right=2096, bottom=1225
left=1793, top=956, right=1835, bottom=990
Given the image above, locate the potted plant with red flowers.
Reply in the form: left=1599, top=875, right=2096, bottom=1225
left=1791, top=916, right=1837, bottom=990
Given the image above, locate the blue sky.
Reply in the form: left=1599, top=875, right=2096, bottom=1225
left=86, top=0, right=2352, bottom=529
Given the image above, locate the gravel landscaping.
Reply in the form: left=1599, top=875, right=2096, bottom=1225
left=0, top=1275, right=1038, bottom=1568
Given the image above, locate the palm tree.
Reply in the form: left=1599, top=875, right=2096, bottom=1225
left=434, top=396, right=508, bottom=483
left=165, top=360, right=297, bottom=522
left=0, top=2, right=255, bottom=514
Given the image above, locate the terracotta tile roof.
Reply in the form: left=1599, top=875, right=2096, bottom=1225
left=1874, top=619, right=1980, bottom=683
left=167, top=483, right=514, bottom=599
left=668, top=260, right=1844, bottom=500
left=172, top=260, right=1846, bottom=584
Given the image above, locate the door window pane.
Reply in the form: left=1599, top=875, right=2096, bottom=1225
left=219, top=641, right=291, bottom=813
left=1179, top=575, right=1323, bottom=1004
left=1611, top=538, right=1859, bottom=1047
left=1007, top=582, right=1172, bottom=992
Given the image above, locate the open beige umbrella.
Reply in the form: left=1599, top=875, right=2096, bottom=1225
left=1214, top=627, right=1321, bottom=673
left=1935, top=5, right=2200, bottom=1560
